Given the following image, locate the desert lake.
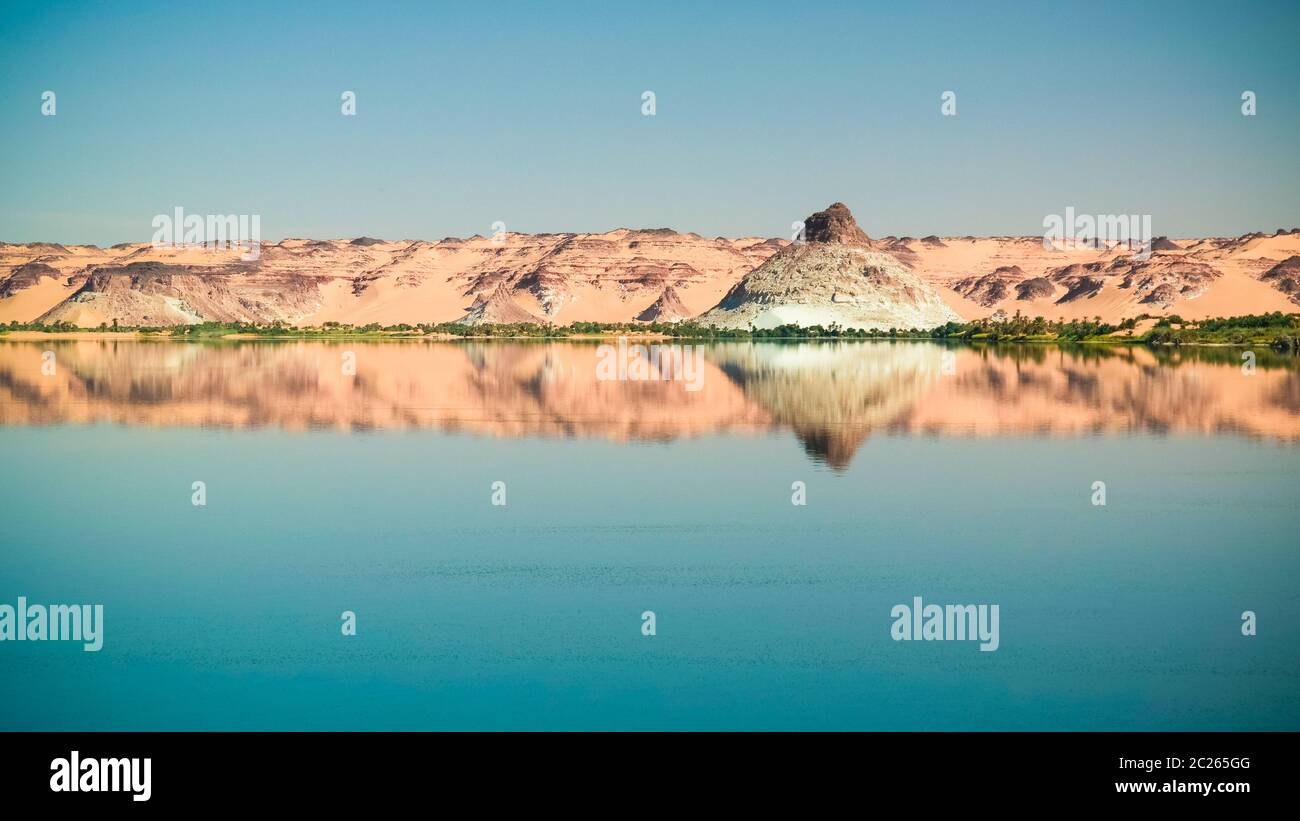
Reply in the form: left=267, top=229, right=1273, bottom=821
left=1, top=338, right=1298, bottom=729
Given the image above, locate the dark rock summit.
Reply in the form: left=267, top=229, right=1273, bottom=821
left=1014, top=277, right=1056, bottom=300
left=802, top=202, right=871, bottom=245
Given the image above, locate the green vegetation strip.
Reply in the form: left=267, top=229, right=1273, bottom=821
left=4, top=312, right=1299, bottom=350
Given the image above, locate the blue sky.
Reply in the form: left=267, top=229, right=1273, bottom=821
left=1, top=0, right=1297, bottom=245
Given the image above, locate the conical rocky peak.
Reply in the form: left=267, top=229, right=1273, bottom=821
left=803, top=202, right=870, bottom=245
left=458, top=282, right=545, bottom=325
left=636, top=285, right=692, bottom=322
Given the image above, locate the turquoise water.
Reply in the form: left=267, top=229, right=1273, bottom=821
left=1, top=340, right=1298, bottom=729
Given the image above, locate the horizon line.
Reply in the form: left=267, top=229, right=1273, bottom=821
left=7, top=226, right=1300, bottom=249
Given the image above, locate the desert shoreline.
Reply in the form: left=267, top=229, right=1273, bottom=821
left=0, top=329, right=1289, bottom=348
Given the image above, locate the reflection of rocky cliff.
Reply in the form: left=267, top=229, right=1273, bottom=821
left=0, top=340, right=770, bottom=439
left=1, top=340, right=1297, bottom=469
left=706, top=342, right=949, bottom=468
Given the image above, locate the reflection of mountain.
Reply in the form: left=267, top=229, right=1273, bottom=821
left=905, top=346, right=1300, bottom=441
left=0, top=341, right=770, bottom=439
left=1, top=340, right=1297, bottom=468
left=707, top=342, right=948, bottom=468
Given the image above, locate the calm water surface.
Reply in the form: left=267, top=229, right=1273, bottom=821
left=1, top=339, right=1298, bottom=729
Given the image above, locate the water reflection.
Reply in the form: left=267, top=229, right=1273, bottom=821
left=1, top=339, right=1297, bottom=468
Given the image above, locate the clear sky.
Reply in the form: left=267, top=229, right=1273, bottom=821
left=1, top=0, right=1297, bottom=245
